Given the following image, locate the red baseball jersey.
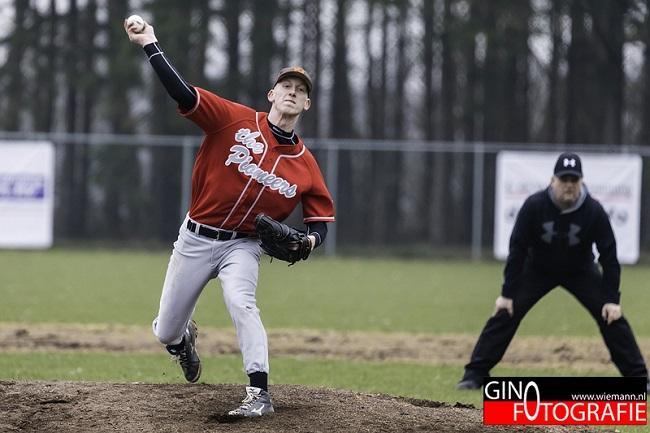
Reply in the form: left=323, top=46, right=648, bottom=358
left=181, top=87, right=335, bottom=233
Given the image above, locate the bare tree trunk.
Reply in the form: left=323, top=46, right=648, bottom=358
left=441, top=0, right=466, bottom=245
left=224, top=0, right=241, bottom=101
left=421, top=0, right=440, bottom=244
left=331, top=0, right=353, bottom=137
left=250, top=0, right=277, bottom=110
left=643, top=0, right=650, bottom=146
left=423, top=0, right=435, bottom=141
left=394, top=0, right=408, bottom=139
left=546, top=0, right=562, bottom=143
left=460, top=1, right=482, bottom=246
left=441, top=0, right=455, bottom=142
left=362, top=0, right=378, bottom=234
left=394, top=0, right=412, bottom=239
left=566, top=0, right=595, bottom=144
left=506, top=2, right=530, bottom=142
left=65, top=0, right=79, bottom=133
left=98, top=0, right=142, bottom=238
left=1, top=0, right=29, bottom=130
left=331, top=0, right=359, bottom=242
left=482, top=5, right=500, bottom=141
left=44, top=0, right=58, bottom=131
left=370, top=3, right=393, bottom=244
left=301, top=0, right=321, bottom=137
left=61, top=0, right=80, bottom=237
left=278, top=0, right=290, bottom=67
left=428, top=0, right=446, bottom=245
left=31, top=0, right=58, bottom=131
left=366, top=0, right=377, bottom=136
left=191, top=0, right=211, bottom=85
left=75, top=0, right=99, bottom=237
left=462, top=1, right=478, bottom=142
left=595, top=1, right=624, bottom=144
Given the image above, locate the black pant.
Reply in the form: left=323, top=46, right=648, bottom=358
left=463, top=265, right=648, bottom=382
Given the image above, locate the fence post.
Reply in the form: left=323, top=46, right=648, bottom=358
left=180, top=137, right=194, bottom=222
left=325, top=141, right=338, bottom=257
left=471, top=142, right=485, bottom=260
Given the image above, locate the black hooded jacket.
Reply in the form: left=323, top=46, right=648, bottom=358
left=501, top=186, right=620, bottom=304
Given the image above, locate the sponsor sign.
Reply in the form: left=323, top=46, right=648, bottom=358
left=494, top=152, right=642, bottom=264
left=0, top=141, right=55, bottom=248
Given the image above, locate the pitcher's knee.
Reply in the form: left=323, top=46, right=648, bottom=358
left=152, top=318, right=183, bottom=345
left=225, top=300, right=261, bottom=325
left=224, top=291, right=258, bottom=312
left=156, top=329, right=184, bottom=345
left=230, top=301, right=260, bottom=316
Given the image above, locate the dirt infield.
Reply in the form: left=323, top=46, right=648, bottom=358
left=0, top=323, right=634, bottom=432
left=1, top=322, right=646, bottom=372
left=0, top=381, right=608, bottom=433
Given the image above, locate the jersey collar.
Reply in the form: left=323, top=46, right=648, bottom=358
left=257, top=112, right=304, bottom=154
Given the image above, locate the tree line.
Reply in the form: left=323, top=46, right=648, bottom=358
left=0, top=0, right=648, bottom=249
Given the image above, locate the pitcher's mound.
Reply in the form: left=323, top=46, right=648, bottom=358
left=0, top=381, right=600, bottom=432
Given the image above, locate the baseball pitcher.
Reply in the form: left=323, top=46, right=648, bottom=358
left=124, top=16, right=335, bottom=417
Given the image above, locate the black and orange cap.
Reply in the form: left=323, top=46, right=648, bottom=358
left=274, top=66, right=313, bottom=94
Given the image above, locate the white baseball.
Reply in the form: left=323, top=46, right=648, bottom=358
left=126, top=14, right=146, bottom=33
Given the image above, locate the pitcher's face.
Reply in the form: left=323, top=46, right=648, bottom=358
left=268, top=77, right=311, bottom=116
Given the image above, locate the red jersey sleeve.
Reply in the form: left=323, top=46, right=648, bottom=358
left=179, top=87, right=254, bottom=134
left=302, top=153, right=336, bottom=223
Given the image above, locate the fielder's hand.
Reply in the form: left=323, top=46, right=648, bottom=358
left=124, top=17, right=158, bottom=46
left=601, top=303, right=622, bottom=325
left=493, top=296, right=514, bottom=317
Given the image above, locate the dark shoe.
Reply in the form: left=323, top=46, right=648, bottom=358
left=166, top=320, right=201, bottom=383
left=228, top=386, right=275, bottom=417
left=456, top=378, right=482, bottom=390
left=647, top=378, right=649, bottom=393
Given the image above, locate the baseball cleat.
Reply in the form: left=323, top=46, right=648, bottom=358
left=228, top=386, right=275, bottom=417
left=456, top=378, right=482, bottom=390
left=166, top=320, right=201, bottom=383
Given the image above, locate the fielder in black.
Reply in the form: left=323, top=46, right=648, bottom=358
left=457, top=152, right=649, bottom=391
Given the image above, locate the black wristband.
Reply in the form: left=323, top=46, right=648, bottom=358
left=307, top=222, right=328, bottom=248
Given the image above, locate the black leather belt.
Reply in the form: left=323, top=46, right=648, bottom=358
left=186, top=220, right=251, bottom=241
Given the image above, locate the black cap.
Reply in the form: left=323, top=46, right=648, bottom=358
left=274, top=66, right=313, bottom=94
left=554, top=152, right=582, bottom=178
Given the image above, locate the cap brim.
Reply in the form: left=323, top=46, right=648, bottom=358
left=276, top=73, right=312, bottom=94
left=554, top=170, right=582, bottom=178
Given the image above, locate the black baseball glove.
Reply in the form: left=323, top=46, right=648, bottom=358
left=255, top=214, right=312, bottom=265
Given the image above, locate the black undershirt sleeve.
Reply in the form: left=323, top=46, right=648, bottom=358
left=143, top=42, right=197, bottom=111
left=306, top=222, right=328, bottom=248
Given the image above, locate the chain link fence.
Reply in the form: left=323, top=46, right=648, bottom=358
left=2, top=132, right=650, bottom=260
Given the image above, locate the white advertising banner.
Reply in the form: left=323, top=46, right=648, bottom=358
left=494, top=151, right=642, bottom=264
left=0, top=141, right=55, bottom=248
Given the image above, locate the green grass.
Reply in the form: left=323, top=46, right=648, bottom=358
left=1, top=249, right=650, bottom=337
left=0, top=351, right=620, bottom=404
left=1, top=249, right=649, bottom=432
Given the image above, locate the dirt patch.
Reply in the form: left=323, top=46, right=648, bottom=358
left=2, top=322, right=648, bottom=372
left=0, top=325, right=633, bottom=432
left=0, top=381, right=606, bottom=433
